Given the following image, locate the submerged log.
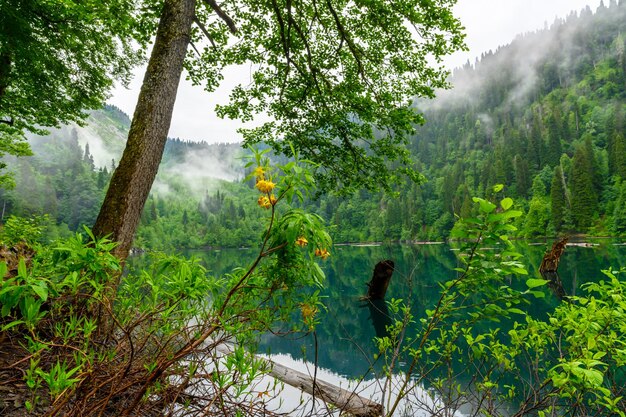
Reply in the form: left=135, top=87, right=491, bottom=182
left=366, top=260, right=394, bottom=300
left=216, top=344, right=382, bottom=416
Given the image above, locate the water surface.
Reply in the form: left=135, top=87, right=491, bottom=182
left=187, top=240, right=626, bottom=379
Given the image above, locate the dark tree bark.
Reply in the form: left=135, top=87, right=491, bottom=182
left=539, top=236, right=568, bottom=274
left=540, top=237, right=569, bottom=300
left=366, top=260, right=394, bottom=300
left=93, top=0, right=196, bottom=260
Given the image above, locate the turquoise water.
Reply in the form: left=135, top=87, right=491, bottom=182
left=184, top=240, right=626, bottom=379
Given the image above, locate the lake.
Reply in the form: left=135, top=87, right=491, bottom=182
left=182, top=239, right=626, bottom=414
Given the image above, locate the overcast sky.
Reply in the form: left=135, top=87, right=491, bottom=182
left=108, top=0, right=604, bottom=144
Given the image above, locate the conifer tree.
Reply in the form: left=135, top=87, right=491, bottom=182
left=514, top=155, right=531, bottom=197
left=614, top=180, right=626, bottom=234
left=550, top=165, right=569, bottom=232
left=570, top=144, right=597, bottom=229
left=546, top=112, right=563, bottom=168
left=612, top=133, right=626, bottom=179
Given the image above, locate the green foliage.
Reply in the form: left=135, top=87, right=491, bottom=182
left=197, top=0, right=465, bottom=193
left=0, top=0, right=144, bottom=183
left=373, top=189, right=626, bottom=416
left=614, top=180, right=626, bottom=235
left=0, top=214, right=46, bottom=245
left=0, top=150, right=334, bottom=415
left=542, top=269, right=626, bottom=413
left=571, top=141, right=598, bottom=229
left=523, top=195, right=551, bottom=238
left=550, top=165, right=570, bottom=233
left=7, top=3, right=626, bottom=244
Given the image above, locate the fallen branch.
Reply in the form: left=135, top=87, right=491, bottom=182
left=216, top=344, right=383, bottom=417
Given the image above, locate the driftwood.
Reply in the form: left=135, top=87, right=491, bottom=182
left=539, top=237, right=568, bottom=300
left=216, top=344, right=383, bottom=417
left=366, top=260, right=394, bottom=300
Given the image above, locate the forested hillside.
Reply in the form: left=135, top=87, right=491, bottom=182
left=318, top=0, right=626, bottom=242
left=3, top=2, right=626, bottom=248
left=0, top=105, right=262, bottom=249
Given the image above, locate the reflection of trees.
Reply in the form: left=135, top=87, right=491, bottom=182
left=140, top=243, right=626, bottom=379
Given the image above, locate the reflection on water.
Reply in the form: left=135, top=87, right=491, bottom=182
left=169, top=240, right=626, bottom=414
left=179, top=240, right=626, bottom=380
left=367, top=299, right=392, bottom=339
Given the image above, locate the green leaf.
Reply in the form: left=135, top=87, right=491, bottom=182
left=1, top=320, right=25, bottom=332
left=17, top=258, right=27, bottom=278
left=30, top=284, right=48, bottom=302
left=473, top=197, right=497, bottom=214
left=587, top=337, right=597, bottom=350
left=500, top=197, right=513, bottom=211
left=493, top=184, right=504, bottom=193
left=582, top=368, right=604, bottom=386
left=526, top=278, right=549, bottom=289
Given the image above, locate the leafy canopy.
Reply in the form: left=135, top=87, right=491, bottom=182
left=187, top=0, right=465, bottom=192
left=0, top=0, right=144, bottom=186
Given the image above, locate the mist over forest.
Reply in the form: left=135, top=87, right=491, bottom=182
left=3, top=1, right=626, bottom=248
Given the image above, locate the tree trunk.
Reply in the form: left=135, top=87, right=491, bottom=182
left=93, top=0, right=196, bottom=260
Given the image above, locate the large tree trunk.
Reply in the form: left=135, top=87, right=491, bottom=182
left=93, top=0, right=196, bottom=260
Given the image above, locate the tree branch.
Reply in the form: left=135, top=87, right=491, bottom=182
left=325, top=0, right=365, bottom=79
left=202, top=0, right=238, bottom=34
left=192, top=15, right=216, bottom=48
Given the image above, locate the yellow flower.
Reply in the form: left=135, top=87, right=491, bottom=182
left=300, top=303, right=318, bottom=320
left=257, top=195, right=271, bottom=209
left=269, top=194, right=277, bottom=205
left=253, top=166, right=265, bottom=179
left=295, top=236, right=308, bottom=247
left=315, top=248, right=330, bottom=260
left=256, top=179, right=275, bottom=193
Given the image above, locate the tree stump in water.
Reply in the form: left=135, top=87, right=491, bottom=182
left=539, top=237, right=568, bottom=300
left=539, top=237, right=568, bottom=273
left=366, top=260, right=394, bottom=300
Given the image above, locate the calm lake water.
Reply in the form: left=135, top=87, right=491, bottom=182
left=185, top=239, right=626, bottom=380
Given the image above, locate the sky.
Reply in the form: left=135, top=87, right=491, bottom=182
left=108, top=0, right=604, bottom=144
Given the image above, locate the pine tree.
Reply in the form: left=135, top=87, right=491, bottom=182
left=613, top=181, right=626, bottom=234
left=514, top=155, right=531, bottom=197
left=526, top=119, right=543, bottom=171
left=83, top=142, right=95, bottom=171
left=612, top=133, right=626, bottom=179
left=570, top=144, right=597, bottom=229
left=584, top=136, right=603, bottom=195
left=545, top=112, right=563, bottom=168
left=550, top=165, right=568, bottom=233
